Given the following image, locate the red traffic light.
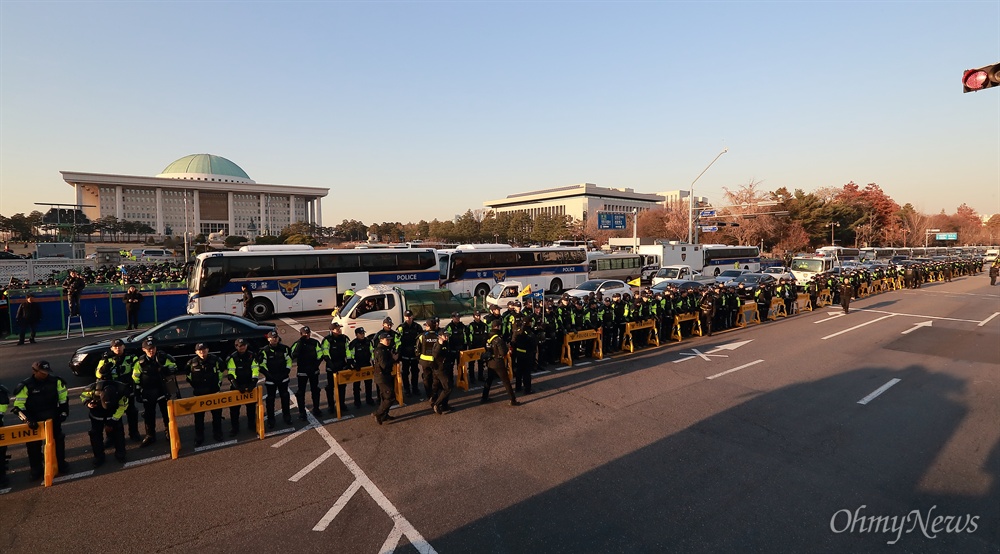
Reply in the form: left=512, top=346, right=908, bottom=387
left=963, top=63, right=1000, bottom=93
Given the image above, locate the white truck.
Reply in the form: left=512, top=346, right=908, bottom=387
left=331, top=285, right=478, bottom=335
left=484, top=280, right=545, bottom=308
left=789, top=256, right=836, bottom=289
left=651, top=265, right=714, bottom=286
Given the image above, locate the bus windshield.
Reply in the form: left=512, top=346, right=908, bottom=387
left=791, top=259, right=825, bottom=273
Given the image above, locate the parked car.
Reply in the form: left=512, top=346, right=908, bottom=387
left=69, top=313, right=276, bottom=377
left=714, top=268, right=751, bottom=284
left=651, top=279, right=707, bottom=295
left=762, top=266, right=795, bottom=282
left=724, top=273, right=776, bottom=299
left=564, top=279, right=633, bottom=299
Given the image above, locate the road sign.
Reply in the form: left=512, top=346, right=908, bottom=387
left=699, top=209, right=716, bottom=218
left=935, top=232, right=958, bottom=241
left=597, top=212, right=628, bottom=230
left=700, top=226, right=718, bottom=232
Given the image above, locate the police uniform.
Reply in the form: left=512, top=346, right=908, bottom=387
left=396, top=311, right=423, bottom=396
left=96, top=340, right=141, bottom=441
left=348, top=330, right=375, bottom=406
left=258, top=331, right=293, bottom=427
left=12, top=361, right=69, bottom=479
left=186, top=344, right=226, bottom=444
left=466, top=312, right=489, bottom=381
left=482, top=326, right=519, bottom=406
left=132, top=338, right=177, bottom=447
left=80, top=378, right=129, bottom=466
left=321, top=323, right=351, bottom=414
left=291, top=327, right=324, bottom=419
left=371, top=337, right=398, bottom=425
left=226, top=339, right=259, bottom=435
left=0, top=384, right=9, bottom=486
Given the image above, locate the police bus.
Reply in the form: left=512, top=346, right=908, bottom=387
left=815, top=246, right=862, bottom=261
left=586, top=252, right=644, bottom=281
left=187, top=245, right=439, bottom=319
left=437, top=244, right=588, bottom=298
left=860, top=247, right=894, bottom=262
left=638, top=242, right=761, bottom=277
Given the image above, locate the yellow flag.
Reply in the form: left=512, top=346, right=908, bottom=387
left=517, top=285, right=532, bottom=297
left=627, top=277, right=641, bottom=287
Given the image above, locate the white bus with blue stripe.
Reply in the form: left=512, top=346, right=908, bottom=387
left=187, top=245, right=439, bottom=319
left=437, top=244, right=588, bottom=299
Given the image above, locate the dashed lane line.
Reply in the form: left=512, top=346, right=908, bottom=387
left=705, top=359, right=765, bottom=380
left=821, top=314, right=896, bottom=340
left=857, top=378, right=901, bottom=405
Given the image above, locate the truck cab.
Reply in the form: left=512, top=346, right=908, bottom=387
left=485, top=280, right=544, bottom=308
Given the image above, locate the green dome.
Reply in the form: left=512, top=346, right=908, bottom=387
left=156, top=154, right=254, bottom=183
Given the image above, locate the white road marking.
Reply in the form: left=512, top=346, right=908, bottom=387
left=313, top=478, right=362, bottom=531
left=379, top=521, right=405, bottom=554
left=289, top=448, right=337, bottom=482
left=708, top=339, right=753, bottom=352
left=0, top=487, right=10, bottom=495
left=195, top=440, right=238, bottom=452
left=535, top=370, right=551, bottom=376
left=857, top=378, right=901, bottom=405
left=674, top=347, right=729, bottom=363
left=273, top=425, right=317, bottom=448
left=574, top=361, right=592, bottom=366
left=901, top=321, right=933, bottom=335
left=310, top=423, right=437, bottom=552
left=280, top=317, right=326, bottom=340
left=852, top=308, right=980, bottom=324
left=53, top=470, right=95, bottom=483
left=979, top=312, right=1000, bottom=327
left=124, top=454, right=170, bottom=468
left=706, top=359, right=764, bottom=380
left=821, top=314, right=896, bottom=340
left=321, top=415, right=356, bottom=424
left=814, top=312, right=845, bottom=324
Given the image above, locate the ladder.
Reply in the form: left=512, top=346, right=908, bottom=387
left=66, top=314, right=85, bottom=338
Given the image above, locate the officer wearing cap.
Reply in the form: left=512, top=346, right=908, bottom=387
left=371, top=332, right=398, bottom=425
left=321, top=322, right=351, bottom=414
left=186, top=343, right=225, bottom=445
left=226, top=337, right=259, bottom=436
left=482, top=322, right=519, bottom=406
left=396, top=310, right=422, bottom=397
left=444, top=312, right=467, bottom=382
left=348, top=327, right=375, bottom=407
left=258, top=330, right=293, bottom=428
left=291, top=326, right=323, bottom=420
left=96, top=338, right=141, bottom=442
left=132, top=338, right=177, bottom=447
left=11, top=360, right=70, bottom=479
left=80, top=367, right=129, bottom=466
left=467, top=310, right=488, bottom=382
left=416, top=317, right=443, bottom=405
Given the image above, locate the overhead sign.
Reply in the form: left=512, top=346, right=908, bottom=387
left=597, top=212, right=628, bottom=230
left=935, top=233, right=958, bottom=241
left=700, top=226, right=719, bottom=233
left=699, top=209, right=716, bottom=218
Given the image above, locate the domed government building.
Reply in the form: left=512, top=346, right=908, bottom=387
left=61, top=154, right=328, bottom=237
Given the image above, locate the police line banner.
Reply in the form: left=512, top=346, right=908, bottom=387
left=167, top=386, right=264, bottom=459
left=0, top=421, right=56, bottom=487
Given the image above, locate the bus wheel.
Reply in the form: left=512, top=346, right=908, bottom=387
left=548, top=278, right=563, bottom=294
left=250, top=298, right=274, bottom=319
left=474, top=283, right=490, bottom=299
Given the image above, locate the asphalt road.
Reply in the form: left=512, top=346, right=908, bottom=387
left=2, top=274, right=998, bottom=554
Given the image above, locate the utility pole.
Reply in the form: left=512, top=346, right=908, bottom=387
left=687, top=147, right=728, bottom=244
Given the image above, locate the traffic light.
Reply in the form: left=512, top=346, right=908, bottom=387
left=963, top=63, right=1000, bottom=93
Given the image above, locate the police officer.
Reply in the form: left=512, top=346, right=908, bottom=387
left=428, top=330, right=453, bottom=414
left=840, top=276, right=853, bottom=314
left=186, top=343, right=225, bottom=445
left=0, top=384, right=9, bottom=486
left=699, top=288, right=717, bottom=337
left=123, top=285, right=143, bottom=330
left=371, top=333, right=398, bottom=425
left=81, top=369, right=129, bottom=466
left=226, top=338, right=259, bottom=436
left=321, top=322, right=351, bottom=414
left=481, top=322, right=519, bottom=406
left=291, top=326, right=324, bottom=420
left=444, top=312, right=467, bottom=380
left=96, top=338, right=141, bottom=442
left=511, top=323, right=536, bottom=394
left=467, top=310, right=488, bottom=382
left=396, top=311, right=422, bottom=397
left=417, top=317, right=442, bottom=402
left=11, top=360, right=69, bottom=479
left=348, top=328, right=374, bottom=407
left=132, top=338, right=177, bottom=447
left=258, top=330, right=293, bottom=428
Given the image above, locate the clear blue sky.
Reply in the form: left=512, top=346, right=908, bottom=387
left=2, top=1, right=998, bottom=225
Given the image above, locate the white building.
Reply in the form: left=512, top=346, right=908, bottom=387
left=484, top=183, right=666, bottom=221
left=61, top=153, right=328, bottom=237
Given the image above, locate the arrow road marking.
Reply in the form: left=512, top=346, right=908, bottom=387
left=858, top=378, right=901, bottom=405
left=706, top=359, right=765, bottom=380
left=821, top=314, right=896, bottom=340
left=674, top=339, right=752, bottom=363
left=901, top=321, right=933, bottom=335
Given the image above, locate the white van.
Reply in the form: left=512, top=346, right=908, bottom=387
left=130, top=248, right=175, bottom=262
left=985, top=249, right=999, bottom=263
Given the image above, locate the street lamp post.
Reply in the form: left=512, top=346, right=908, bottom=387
left=827, top=221, right=840, bottom=246
left=925, top=228, right=940, bottom=248
left=687, top=147, right=728, bottom=244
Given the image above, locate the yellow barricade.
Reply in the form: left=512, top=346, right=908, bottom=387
left=670, top=313, right=701, bottom=342
left=623, top=320, right=658, bottom=352
left=817, top=289, right=833, bottom=307
left=768, top=297, right=787, bottom=320
left=735, top=302, right=760, bottom=328
left=332, top=365, right=404, bottom=420
left=795, top=296, right=812, bottom=314
left=0, top=420, right=56, bottom=487
left=457, top=349, right=512, bottom=391
left=561, top=328, right=604, bottom=366
left=858, top=282, right=869, bottom=297
left=167, top=386, right=264, bottom=459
